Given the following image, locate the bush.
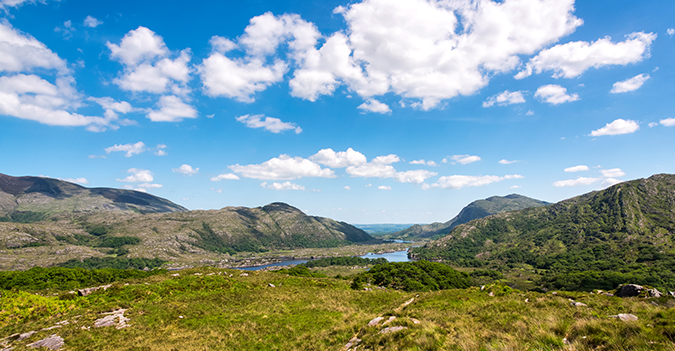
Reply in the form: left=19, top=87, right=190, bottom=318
left=351, top=260, right=471, bottom=292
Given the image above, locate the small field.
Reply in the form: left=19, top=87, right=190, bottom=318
left=2, top=267, right=675, bottom=350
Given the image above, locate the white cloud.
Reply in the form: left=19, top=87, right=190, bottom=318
left=154, top=144, right=167, bottom=156
left=378, top=185, right=391, bottom=190
left=54, top=20, right=74, bottom=40
left=445, top=155, right=481, bottom=165
left=107, top=27, right=168, bottom=66
left=172, top=164, right=199, bottom=175
left=590, top=119, right=639, bottom=136
left=260, top=181, right=305, bottom=191
left=510, top=185, right=521, bottom=189
left=648, top=122, right=658, bottom=128
left=611, top=74, right=650, bottom=94
left=310, top=148, right=367, bottom=168
left=483, top=90, right=526, bottom=107
left=83, top=16, right=102, bottom=28
left=346, top=163, right=397, bottom=178
left=428, top=174, right=524, bottom=189
left=357, top=98, right=391, bottom=113
left=137, top=183, right=162, bottom=189
left=146, top=95, right=197, bottom=122
left=292, top=0, right=582, bottom=110
left=105, top=141, right=146, bottom=157
left=235, top=114, right=301, bottom=134
left=600, top=168, right=625, bottom=178
left=108, top=27, right=192, bottom=97
left=668, top=28, right=675, bottom=37
left=0, top=0, right=37, bottom=9
left=229, top=154, right=335, bottom=180
left=564, top=165, right=589, bottom=172
left=534, top=84, right=579, bottom=105
left=343, top=186, right=351, bottom=190
left=410, top=159, right=437, bottom=166
left=88, top=96, right=134, bottom=124
left=61, top=177, right=89, bottom=185
left=372, top=154, right=400, bottom=165
left=553, top=177, right=600, bottom=187
left=526, top=110, right=534, bottom=116
left=499, top=159, right=518, bottom=165
left=117, top=168, right=153, bottom=183
left=0, top=21, right=68, bottom=74
left=199, top=54, right=286, bottom=102
left=211, top=173, right=240, bottom=181
left=516, top=32, right=656, bottom=79
left=660, top=118, right=675, bottom=127
left=393, top=170, right=437, bottom=184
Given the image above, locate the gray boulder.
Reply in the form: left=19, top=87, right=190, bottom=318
left=615, top=284, right=643, bottom=297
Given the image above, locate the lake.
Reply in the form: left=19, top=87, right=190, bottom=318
left=239, top=248, right=412, bottom=271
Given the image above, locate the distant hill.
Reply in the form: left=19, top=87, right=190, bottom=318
left=0, top=199, right=374, bottom=270
left=410, top=174, right=675, bottom=291
left=354, top=223, right=419, bottom=236
left=0, top=173, right=187, bottom=220
left=392, top=194, right=550, bottom=240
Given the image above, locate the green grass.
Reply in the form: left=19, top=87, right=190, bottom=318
left=2, top=267, right=675, bottom=350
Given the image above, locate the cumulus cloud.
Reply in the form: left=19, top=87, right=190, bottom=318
left=590, top=119, right=639, bottom=136
left=499, top=159, right=518, bottom=165
left=210, top=173, right=240, bottom=181
left=410, top=159, right=437, bottom=166
left=602, top=178, right=623, bottom=187
left=378, top=185, right=391, bottom=190
left=107, top=26, right=168, bottom=66
left=0, top=21, right=68, bottom=74
left=372, top=154, right=400, bottom=165
left=534, top=84, right=579, bottom=104
left=357, top=98, right=391, bottom=113
left=172, top=164, right=199, bottom=175
left=393, top=170, right=437, bottom=184
left=83, top=16, right=102, bottom=28
left=564, top=165, right=589, bottom=172
left=443, top=155, right=481, bottom=165
left=427, top=174, right=524, bottom=189
left=346, top=163, right=397, bottom=178
left=154, top=144, right=167, bottom=156
left=310, top=148, right=367, bottom=168
left=553, top=177, right=600, bottom=187
left=61, top=177, right=89, bottom=185
left=105, top=141, right=146, bottom=157
left=516, top=32, right=656, bottom=79
left=669, top=28, right=675, bottom=37
left=88, top=96, right=134, bottom=124
left=343, top=185, right=351, bottom=190
left=659, top=118, right=675, bottom=127
left=261, top=181, right=305, bottom=190
left=483, top=90, right=526, bottom=107
left=146, top=95, right=197, bottom=122
left=611, top=74, right=650, bottom=93
left=600, top=168, right=625, bottom=178
left=235, top=114, right=301, bottom=134
left=117, top=168, right=153, bottom=183
left=229, top=154, right=335, bottom=180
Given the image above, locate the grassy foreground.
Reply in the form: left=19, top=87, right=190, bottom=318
left=2, top=267, right=675, bottom=350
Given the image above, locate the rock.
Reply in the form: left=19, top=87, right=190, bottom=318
left=268, top=283, right=275, bottom=288
left=410, top=318, right=421, bottom=324
left=399, top=298, right=414, bottom=309
left=647, top=288, right=662, bottom=298
left=488, top=291, right=494, bottom=297
left=570, top=302, right=587, bottom=307
left=609, top=313, right=638, bottom=322
left=615, top=284, right=643, bottom=298
left=17, top=331, right=36, bottom=341
left=603, top=293, right=614, bottom=297
left=171, top=273, right=180, bottom=276
left=670, top=291, right=675, bottom=298
left=379, top=326, right=408, bottom=334
left=344, top=336, right=361, bottom=350
left=94, top=309, right=130, bottom=329
left=77, top=284, right=112, bottom=297
left=27, top=334, right=64, bottom=350
left=239, top=273, right=248, bottom=277
left=382, top=316, right=396, bottom=325
left=368, top=317, right=384, bottom=327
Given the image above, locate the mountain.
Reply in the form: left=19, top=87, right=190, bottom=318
left=392, top=194, right=550, bottom=239
left=410, top=174, right=675, bottom=291
left=0, top=173, right=187, bottom=220
left=0, top=200, right=374, bottom=270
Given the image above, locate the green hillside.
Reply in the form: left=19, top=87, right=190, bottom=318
left=393, top=194, right=550, bottom=240
left=410, top=174, right=675, bottom=291
left=0, top=201, right=374, bottom=270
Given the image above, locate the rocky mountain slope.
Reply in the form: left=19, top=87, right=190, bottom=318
left=0, top=201, right=374, bottom=270
left=393, top=194, right=550, bottom=239
left=0, top=173, right=187, bottom=219
left=410, top=174, right=675, bottom=290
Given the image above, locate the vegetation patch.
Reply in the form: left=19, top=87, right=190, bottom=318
left=302, top=256, right=388, bottom=268
left=56, top=257, right=166, bottom=270
left=351, top=260, right=471, bottom=291
left=0, top=266, right=164, bottom=291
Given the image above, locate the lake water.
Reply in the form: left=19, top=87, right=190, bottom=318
left=239, top=248, right=411, bottom=271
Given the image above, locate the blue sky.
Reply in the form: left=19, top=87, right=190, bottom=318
left=1, top=0, right=674, bottom=223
